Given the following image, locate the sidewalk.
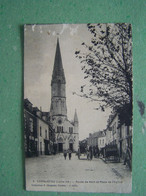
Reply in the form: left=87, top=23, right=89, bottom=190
left=100, top=156, right=132, bottom=179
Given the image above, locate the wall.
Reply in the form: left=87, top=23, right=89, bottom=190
left=37, top=118, right=49, bottom=155
left=98, top=136, right=106, bottom=150
left=0, top=0, right=146, bottom=196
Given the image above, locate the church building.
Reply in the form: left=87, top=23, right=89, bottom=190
left=49, top=39, right=79, bottom=153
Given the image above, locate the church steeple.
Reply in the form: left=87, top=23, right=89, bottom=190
left=50, top=39, right=67, bottom=117
left=49, top=38, right=79, bottom=153
left=51, top=38, right=66, bottom=85
left=74, top=109, right=78, bottom=123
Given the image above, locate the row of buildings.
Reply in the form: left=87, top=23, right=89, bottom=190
left=24, top=98, right=56, bottom=157
left=80, top=104, right=132, bottom=163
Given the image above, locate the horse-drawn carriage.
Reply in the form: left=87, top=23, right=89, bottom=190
left=78, top=148, right=87, bottom=160
left=104, top=144, right=132, bottom=170
left=78, top=146, right=93, bottom=160
left=104, top=144, right=120, bottom=163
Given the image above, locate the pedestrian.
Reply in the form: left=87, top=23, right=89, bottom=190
left=63, top=150, right=67, bottom=160
left=68, top=150, right=72, bottom=160
left=90, top=149, right=93, bottom=160
left=97, top=147, right=99, bottom=158
left=89, top=146, right=93, bottom=160
left=78, top=148, right=80, bottom=159
left=87, top=150, right=90, bottom=160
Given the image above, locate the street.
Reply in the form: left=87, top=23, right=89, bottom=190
left=25, top=153, right=132, bottom=193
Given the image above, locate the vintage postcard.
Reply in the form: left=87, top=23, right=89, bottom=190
left=24, top=24, right=132, bottom=193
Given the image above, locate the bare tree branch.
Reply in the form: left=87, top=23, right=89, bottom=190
left=75, top=23, right=132, bottom=112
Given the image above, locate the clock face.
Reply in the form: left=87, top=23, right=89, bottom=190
left=58, top=118, right=62, bottom=125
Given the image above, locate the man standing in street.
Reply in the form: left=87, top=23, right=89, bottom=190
left=63, top=150, right=67, bottom=160
left=68, top=150, right=72, bottom=160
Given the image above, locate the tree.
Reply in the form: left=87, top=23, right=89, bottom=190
left=75, top=23, right=132, bottom=112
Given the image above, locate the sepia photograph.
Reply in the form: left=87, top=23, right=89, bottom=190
left=24, top=23, right=132, bottom=193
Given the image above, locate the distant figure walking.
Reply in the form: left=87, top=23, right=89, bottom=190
left=97, top=147, right=100, bottom=158
left=68, top=150, right=72, bottom=160
left=89, top=146, right=93, bottom=160
left=87, top=150, right=90, bottom=160
left=63, top=150, right=67, bottom=160
left=78, top=148, right=80, bottom=159
left=90, top=149, right=93, bottom=160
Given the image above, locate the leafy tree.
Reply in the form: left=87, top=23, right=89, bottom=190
left=75, top=23, right=132, bottom=112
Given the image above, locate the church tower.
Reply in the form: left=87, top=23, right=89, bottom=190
left=50, top=39, right=79, bottom=153
left=74, top=109, right=79, bottom=151
left=50, top=38, right=67, bottom=118
left=74, top=109, right=79, bottom=132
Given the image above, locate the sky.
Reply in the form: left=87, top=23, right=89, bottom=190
left=24, top=24, right=111, bottom=140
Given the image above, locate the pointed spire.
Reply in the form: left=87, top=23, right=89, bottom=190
left=51, top=38, right=66, bottom=85
left=74, top=109, right=78, bottom=123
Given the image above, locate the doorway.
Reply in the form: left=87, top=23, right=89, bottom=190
left=44, top=140, right=49, bottom=155
left=69, top=143, right=73, bottom=151
left=40, top=142, right=42, bottom=155
left=58, top=143, right=63, bottom=152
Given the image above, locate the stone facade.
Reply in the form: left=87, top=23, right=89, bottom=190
left=24, top=99, right=55, bottom=157
left=105, top=109, right=132, bottom=161
left=106, top=114, right=119, bottom=146
left=117, top=123, right=132, bottom=160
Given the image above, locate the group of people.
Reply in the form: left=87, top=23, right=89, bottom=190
left=86, top=149, right=93, bottom=160
left=63, top=150, right=72, bottom=160
left=78, top=145, right=102, bottom=160
left=87, top=146, right=103, bottom=159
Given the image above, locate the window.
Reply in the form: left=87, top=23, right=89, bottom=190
left=45, top=130, right=47, bottom=138
left=40, top=126, right=42, bottom=136
left=69, top=127, right=73, bottom=134
left=29, top=118, right=33, bottom=132
left=57, top=126, right=63, bottom=133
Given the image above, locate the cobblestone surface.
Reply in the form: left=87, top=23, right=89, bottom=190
left=25, top=153, right=132, bottom=193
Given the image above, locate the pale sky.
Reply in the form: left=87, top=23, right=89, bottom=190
left=24, top=24, right=111, bottom=140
